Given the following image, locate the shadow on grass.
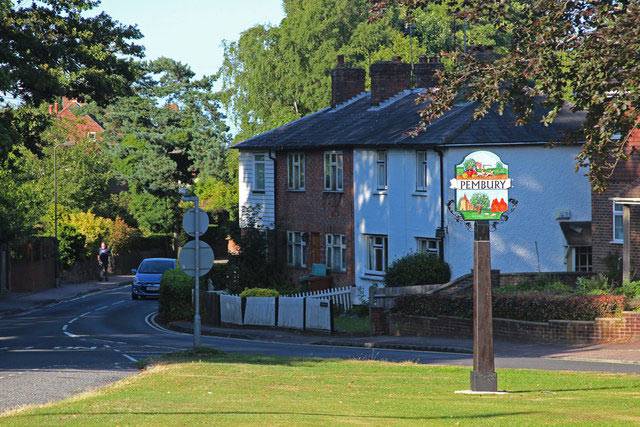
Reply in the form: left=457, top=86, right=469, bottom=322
left=9, top=410, right=540, bottom=421
left=507, top=385, right=637, bottom=394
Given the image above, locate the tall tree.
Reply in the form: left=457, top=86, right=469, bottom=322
left=370, top=0, right=640, bottom=191
left=0, top=0, right=144, bottom=105
left=82, top=58, right=230, bottom=233
left=221, top=0, right=503, bottom=142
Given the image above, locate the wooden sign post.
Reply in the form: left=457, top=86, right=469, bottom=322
left=471, top=220, right=497, bottom=392
left=450, top=151, right=511, bottom=393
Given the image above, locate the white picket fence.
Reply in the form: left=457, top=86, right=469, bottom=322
left=289, top=286, right=355, bottom=312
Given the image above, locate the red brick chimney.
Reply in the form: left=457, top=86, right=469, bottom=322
left=370, top=57, right=411, bottom=106
left=331, top=55, right=365, bottom=108
left=414, top=56, right=443, bottom=89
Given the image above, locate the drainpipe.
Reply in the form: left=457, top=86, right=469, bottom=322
left=268, top=150, right=277, bottom=262
left=434, top=147, right=446, bottom=262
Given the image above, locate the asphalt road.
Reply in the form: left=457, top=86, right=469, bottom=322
left=2, top=285, right=639, bottom=413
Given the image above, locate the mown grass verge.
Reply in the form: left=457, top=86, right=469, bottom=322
left=2, top=348, right=640, bottom=426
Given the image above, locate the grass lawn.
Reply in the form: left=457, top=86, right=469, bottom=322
left=2, top=349, right=640, bottom=426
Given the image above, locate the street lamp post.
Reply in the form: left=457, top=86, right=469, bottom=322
left=53, top=141, right=73, bottom=287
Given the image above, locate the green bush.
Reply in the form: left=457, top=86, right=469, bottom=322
left=576, top=274, right=611, bottom=295
left=393, top=293, right=625, bottom=322
left=618, top=281, right=640, bottom=299
left=58, top=223, right=87, bottom=268
left=494, top=280, right=573, bottom=295
left=384, top=252, right=450, bottom=287
left=239, top=288, right=280, bottom=298
left=158, top=269, right=193, bottom=322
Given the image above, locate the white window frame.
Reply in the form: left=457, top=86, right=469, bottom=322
left=253, top=154, right=266, bottom=192
left=87, top=131, right=97, bottom=140
left=416, top=237, right=439, bottom=255
left=365, top=235, right=388, bottom=275
left=573, top=246, right=593, bottom=273
left=613, top=202, right=624, bottom=243
left=416, top=150, right=428, bottom=192
left=324, top=151, right=344, bottom=192
left=376, top=150, right=387, bottom=191
left=287, top=231, right=307, bottom=268
left=287, top=152, right=305, bottom=191
left=326, top=234, right=347, bottom=272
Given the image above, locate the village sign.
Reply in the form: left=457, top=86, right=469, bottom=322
left=450, top=150, right=511, bottom=222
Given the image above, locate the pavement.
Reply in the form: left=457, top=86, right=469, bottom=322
left=0, top=276, right=132, bottom=318
left=169, top=321, right=640, bottom=366
left=1, top=283, right=640, bottom=414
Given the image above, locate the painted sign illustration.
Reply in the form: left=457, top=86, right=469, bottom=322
left=450, top=151, right=511, bottom=221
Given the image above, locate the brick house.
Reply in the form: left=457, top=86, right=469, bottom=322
left=50, top=97, right=104, bottom=142
left=235, top=55, right=588, bottom=296
left=591, top=128, right=640, bottom=281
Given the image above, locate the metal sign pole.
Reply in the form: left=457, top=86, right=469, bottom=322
left=471, top=220, right=497, bottom=391
left=193, top=197, right=201, bottom=348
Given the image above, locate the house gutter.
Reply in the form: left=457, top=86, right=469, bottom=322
left=434, top=146, right=446, bottom=262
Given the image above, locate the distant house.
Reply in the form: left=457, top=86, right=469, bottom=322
left=591, top=128, right=640, bottom=281
left=49, top=97, right=104, bottom=142
left=234, top=55, right=589, bottom=297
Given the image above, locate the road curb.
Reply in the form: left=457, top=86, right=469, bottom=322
left=161, top=320, right=473, bottom=354
left=0, top=280, right=132, bottom=319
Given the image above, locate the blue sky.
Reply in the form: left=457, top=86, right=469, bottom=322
left=98, top=0, right=285, bottom=77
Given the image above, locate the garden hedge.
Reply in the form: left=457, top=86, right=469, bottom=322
left=239, top=288, right=280, bottom=297
left=158, top=269, right=194, bottom=322
left=393, top=293, right=625, bottom=322
left=384, top=252, right=451, bottom=287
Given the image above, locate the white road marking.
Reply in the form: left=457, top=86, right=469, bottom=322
left=63, top=331, right=78, bottom=338
left=121, top=353, right=138, bottom=362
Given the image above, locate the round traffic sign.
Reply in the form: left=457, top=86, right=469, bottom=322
left=182, top=208, right=209, bottom=237
left=178, top=240, right=214, bottom=277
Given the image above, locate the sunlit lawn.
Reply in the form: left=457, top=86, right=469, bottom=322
left=2, top=348, right=640, bottom=426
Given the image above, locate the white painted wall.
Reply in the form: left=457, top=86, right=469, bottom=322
left=353, top=145, right=591, bottom=296
left=238, top=150, right=275, bottom=229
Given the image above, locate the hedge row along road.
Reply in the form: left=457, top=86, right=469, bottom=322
left=1, top=285, right=640, bottom=413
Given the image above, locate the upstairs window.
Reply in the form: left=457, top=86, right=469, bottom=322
left=253, top=154, right=266, bottom=192
left=613, top=203, right=624, bottom=242
left=326, top=234, right=347, bottom=272
left=417, top=238, right=439, bottom=255
left=287, top=231, right=308, bottom=268
left=287, top=153, right=305, bottom=191
left=376, top=150, right=387, bottom=190
left=324, top=151, right=344, bottom=192
left=365, top=235, right=388, bottom=274
left=416, top=151, right=428, bottom=191
left=87, top=131, right=97, bottom=140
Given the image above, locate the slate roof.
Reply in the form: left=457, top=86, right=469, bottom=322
left=234, top=90, right=586, bottom=150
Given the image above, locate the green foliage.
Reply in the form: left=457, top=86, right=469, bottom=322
left=127, top=190, right=179, bottom=235
left=239, top=288, right=280, bottom=298
left=0, top=167, right=41, bottom=243
left=0, top=0, right=143, bottom=105
left=470, top=192, right=490, bottom=209
left=576, top=274, right=612, bottom=296
left=384, top=252, right=451, bottom=287
left=494, top=280, right=573, bottom=295
left=618, top=281, right=640, bottom=300
left=57, top=223, right=87, bottom=269
left=158, top=269, right=194, bottom=322
left=222, top=0, right=505, bottom=142
left=373, top=0, right=640, bottom=190
left=394, top=293, right=625, bottom=322
left=65, top=211, right=113, bottom=251
left=194, top=174, right=239, bottom=220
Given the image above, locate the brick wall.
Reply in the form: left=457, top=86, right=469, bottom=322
left=591, top=127, right=640, bottom=276
left=388, top=312, right=640, bottom=344
left=275, top=149, right=355, bottom=287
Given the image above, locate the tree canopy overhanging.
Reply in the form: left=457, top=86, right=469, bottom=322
left=0, top=0, right=144, bottom=105
left=370, top=0, right=640, bottom=191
